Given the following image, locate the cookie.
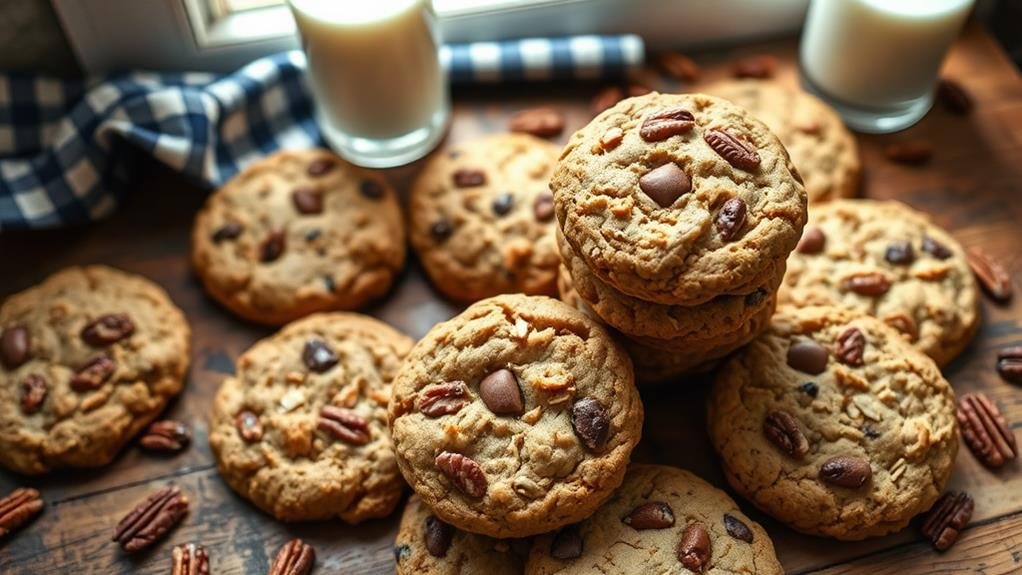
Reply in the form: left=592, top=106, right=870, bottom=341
left=779, top=199, right=980, bottom=366
left=0, top=266, right=190, bottom=475
left=192, top=149, right=405, bottom=325
left=707, top=306, right=958, bottom=540
left=551, top=92, right=807, bottom=305
left=394, top=495, right=528, bottom=574
left=526, top=464, right=783, bottom=574
left=388, top=294, right=643, bottom=538
left=706, top=80, right=861, bottom=203
left=208, top=312, right=412, bottom=523
left=409, top=133, right=562, bottom=302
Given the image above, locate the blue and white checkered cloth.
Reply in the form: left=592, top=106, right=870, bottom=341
left=0, top=35, right=642, bottom=230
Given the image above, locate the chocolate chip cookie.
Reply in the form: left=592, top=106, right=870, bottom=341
left=526, top=464, right=783, bottom=574
left=192, top=149, right=405, bottom=325
left=409, top=134, right=562, bottom=302
left=779, top=199, right=980, bottom=366
left=388, top=294, right=643, bottom=538
left=394, top=495, right=528, bottom=574
left=208, top=312, right=411, bottom=523
left=707, top=80, right=861, bottom=203
left=708, top=306, right=958, bottom=540
left=551, top=92, right=807, bottom=305
left=0, top=266, right=190, bottom=475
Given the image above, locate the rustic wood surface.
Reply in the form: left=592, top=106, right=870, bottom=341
left=2, top=24, right=1021, bottom=575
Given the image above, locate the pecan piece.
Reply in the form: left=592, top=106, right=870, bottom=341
left=20, top=373, right=47, bottom=414
left=318, top=405, right=370, bottom=445
left=835, top=327, right=866, bottom=367
left=435, top=451, right=488, bottom=498
left=921, top=491, right=973, bottom=551
left=763, top=410, right=809, bottom=459
left=0, top=487, right=43, bottom=538
left=715, top=197, right=747, bottom=241
left=508, top=107, right=565, bottom=138
left=70, top=354, right=116, bottom=391
left=112, top=485, right=189, bottom=552
left=640, top=107, right=695, bottom=141
left=452, top=168, right=486, bottom=188
left=967, top=247, right=1012, bottom=303
left=418, top=381, right=471, bottom=417
left=957, top=392, right=1017, bottom=468
left=139, top=420, right=192, bottom=453
left=622, top=501, right=674, bottom=530
left=269, top=538, right=315, bottom=575
left=883, top=312, right=918, bottom=342
left=533, top=192, right=555, bottom=222
left=677, top=522, right=711, bottom=572
left=172, top=543, right=210, bottom=575
left=81, top=313, right=135, bottom=346
left=704, top=129, right=760, bottom=170
left=998, top=347, right=1022, bottom=385
left=843, top=272, right=891, bottom=296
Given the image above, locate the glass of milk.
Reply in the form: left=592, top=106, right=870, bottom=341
left=799, top=0, right=974, bottom=133
left=289, top=0, right=449, bottom=167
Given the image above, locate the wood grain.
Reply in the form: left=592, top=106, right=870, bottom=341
left=2, top=24, right=1021, bottom=574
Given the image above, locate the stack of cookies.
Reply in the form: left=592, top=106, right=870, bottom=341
left=550, top=92, right=808, bottom=380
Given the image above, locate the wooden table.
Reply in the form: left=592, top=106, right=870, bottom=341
left=2, top=25, right=1021, bottom=575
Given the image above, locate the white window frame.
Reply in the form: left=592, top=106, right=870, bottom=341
left=53, top=0, right=810, bottom=75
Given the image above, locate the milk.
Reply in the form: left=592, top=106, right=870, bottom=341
left=800, top=0, right=974, bottom=132
left=289, top=0, right=448, bottom=167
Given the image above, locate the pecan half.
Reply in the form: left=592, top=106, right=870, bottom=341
left=172, top=543, right=210, bottom=575
left=435, top=451, right=488, bottom=498
left=112, top=485, right=189, bottom=552
left=677, top=522, right=711, bottom=572
left=763, top=410, right=809, bottom=459
left=998, top=347, right=1022, bottom=385
left=640, top=107, right=695, bottom=141
left=967, top=248, right=1012, bottom=303
left=269, top=538, right=315, bottom=575
left=20, top=373, right=47, bottom=414
left=835, top=327, right=866, bottom=366
left=957, top=392, right=1017, bottom=468
left=139, top=420, right=192, bottom=453
left=704, top=129, right=760, bottom=170
left=70, top=354, right=116, bottom=391
left=623, top=501, right=674, bottom=530
left=509, top=107, right=565, bottom=138
left=418, top=381, right=471, bottom=417
left=317, top=405, right=370, bottom=445
left=921, top=491, right=973, bottom=551
left=81, top=313, right=135, bottom=346
left=0, top=487, right=43, bottom=538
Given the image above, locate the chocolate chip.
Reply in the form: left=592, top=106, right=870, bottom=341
left=492, top=193, right=515, bottom=217
left=260, top=229, right=286, bottom=262
left=424, top=515, right=453, bottom=558
left=570, top=397, right=610, bottom=451
left=81, top=314, right=135, bottom=347
left=723, top=514, right=753, bottom=543
left=430, top=218, right=453, bottom=242
left=796, top=227, right=825, bottom=254
left=302, top=339, right=338, bottom=373
left=1, top=326, right=30, bottom=369
left=550, top=525, right=583, bottom=559
left=922, top=236, right=952, bottom=260
left=307, top=157, right=336, bottom=177
left=70, top=354, right=116, bottom=391
left=677, top=523, right=711, bottom=572
left=639, top=107, right=695, bottom=141
left=20, top=373, right=47, bottom=414
left=819, top=456, right=872, bottom=488
left=844, top=272, right=891, bottom=296
left=715, top=197, right=747, bottom=241
left=863, top=424, right=881, bottom=439
left=622, top=502, right=675, bottom=530
left=212, top=222, right=243, bottom=243
left=393, top=544, right=411, bottom=562
left=418, top=381, right=471, bottom=417
left=236, top=410, right=262, bottom=442
left=291, top=187, right=323, bottom=215
left=836, top=327, right=866, bottom=366
left=478, top=369, right=524, bottom=415
left=322, top=274, right=336, bottom=293
left=799, top=382, right=819, bottom=398
left=745, top=288, right=767, bottom=307
left=360, top=179, right=385, bottom=199
left=763, top=410, right=809, bottom=459
left=704, top=129, right=760, bottom=171
left=304, top=228, right=322, bottom=242
left=453, top=169, right=486, bottom=188
left=884, top=241, right=915, bottom=265
left=533, top=193, right=555, bottom=222
left=638, top=163, right=691, bottom=208
left=787, top=340, right=828, bottom=374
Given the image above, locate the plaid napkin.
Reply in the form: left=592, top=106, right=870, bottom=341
left=0, top=35, right=643, bottom=230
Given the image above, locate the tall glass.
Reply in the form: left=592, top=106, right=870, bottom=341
left=289, top=0, right=450, bottom=167
left=799, top=0, right=974, bottom=134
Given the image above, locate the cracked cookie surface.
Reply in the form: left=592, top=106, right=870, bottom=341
left=192, top=148, right=405, bottom=325
left=394, top=495, right=527, bottom=574
left=526, top=464, right=782, bottom=574
left=389, top=294, right=642, bottom=538
left=0, top=266, right=190, bottom=475
left=409, top=133, right=562, bottom=302
left=779, top=199, right=979, bottom=366
left=551, top=92, right=807, bottom=305
left=209, top=312, right=411, bottom=523
left=707, top=306, right=958, bottom=540
left=706, top=80, right=860, bottom=203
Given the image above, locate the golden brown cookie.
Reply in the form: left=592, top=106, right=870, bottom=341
left=0, top=266, right=190, bottom=475
left=208, top=312, right=411, bottom=523
left=409, top=133, right=562, bottom=302
left=192, top=149, right=405, bottom=325
left=708, top=306, right=958, bottom=540
left=389, top=294, right=643, bottom=538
